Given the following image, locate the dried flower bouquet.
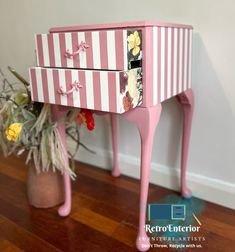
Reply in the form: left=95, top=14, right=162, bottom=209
left=0, top=67, right=95, bottom=178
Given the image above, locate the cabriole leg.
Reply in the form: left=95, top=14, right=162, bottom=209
left=124, top=104, right=162, bottom=252
left=51, top=105, right=72, bottom=216
left=176, top=89, right=194, bottom=198
left=111, top=113, right=120, bottom=177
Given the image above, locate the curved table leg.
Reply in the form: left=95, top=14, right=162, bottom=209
left=176, top=89, right=194, bottom=198
left=124, top=104, right=162, bottom=252
left=58, top=173, right=71, bottom=216
left=51, top=105, right=72, bottom=217
left=111, top=114, right=120, bottom=177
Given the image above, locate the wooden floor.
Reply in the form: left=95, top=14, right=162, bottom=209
left=0, top=155, right=235, bottom=252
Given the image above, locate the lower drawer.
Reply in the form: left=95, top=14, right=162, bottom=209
left=29, top=67, right=142, bottom=113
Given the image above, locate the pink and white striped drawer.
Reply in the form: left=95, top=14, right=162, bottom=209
left=35, top=29, right=142, bottom=71
left=29, top=67, right=142, bottom=114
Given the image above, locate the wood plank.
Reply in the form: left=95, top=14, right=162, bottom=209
left=0, top=239, right=23, bottom=252
left=0, top=215, right=62, bottom=252
left=76, top=161, right=156, bottom=194
left=0, top=173, right=29, bottom=211
left=112, top=222, right=137, bottom=248
left=0, top=154, right=235, bottom=251
left=0, top=194, right=131, bottom=252
left=198, top=229, right=235, bottom=252
left=200, top=215, right=235, bottom=242
left=72, top=191, right=138, bottom=224
left=0, top=162, right=27, bottom=182
left=72, top=172, right=139, bottom=214
left=0, top=169, right=131, bottom=251
left=71, top=207, right=119, bottom=236
left=203, top=201, right=235, bottom=226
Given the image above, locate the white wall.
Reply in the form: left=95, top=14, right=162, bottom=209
left=0, top=0, right=235, bottom=208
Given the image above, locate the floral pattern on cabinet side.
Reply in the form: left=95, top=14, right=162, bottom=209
left=120, top=67, right=142, bottom=113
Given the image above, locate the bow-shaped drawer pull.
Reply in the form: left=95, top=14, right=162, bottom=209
left=57, top=81, right=83, bottom=96
left=64, top=41, right=90, bottom=59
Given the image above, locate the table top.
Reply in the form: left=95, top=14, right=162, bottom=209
left=49, top=20, right=193, bottom=33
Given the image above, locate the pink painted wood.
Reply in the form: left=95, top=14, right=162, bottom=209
left=32, top=22, right=193, bottom=109
left=176, top=88, right=194, bottom=198
left=30, top=20, right=194, bottom=252
left=51, top=105, right=72, bottom=216
left=52, top=89, right=195, bottom=251
left=49, top=90, right=194, bottom=250
left=29, top=68, right=142, bottom=113
left=110, top=89, right=194, bottom=251
left=111, top=114, right=120, bottom=177
left=123, top=104, right=162, bottom=251
left=49, top=20, right=193, bottom=33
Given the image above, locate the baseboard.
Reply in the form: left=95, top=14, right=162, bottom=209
left=73, top=144, right=235, bottom=210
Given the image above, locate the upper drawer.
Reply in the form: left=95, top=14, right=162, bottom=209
left=35, top=29, right=142, bottom=71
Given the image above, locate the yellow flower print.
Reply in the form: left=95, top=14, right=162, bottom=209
left=127, top=31, right=141, bottom=56
left=5, top=123, right=23, bottom=142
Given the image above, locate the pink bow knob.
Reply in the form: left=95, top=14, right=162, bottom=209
left=64, top=41, right=90, bottom=59
left=58, top=81, right=83, bottom=96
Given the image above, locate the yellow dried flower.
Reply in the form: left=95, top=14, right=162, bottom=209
left=13, top=92, right=29, bottom=105
left=5, top=123, right=23, bottom=142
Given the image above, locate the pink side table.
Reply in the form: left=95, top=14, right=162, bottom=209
left=29, top=21, right=194, bottom=251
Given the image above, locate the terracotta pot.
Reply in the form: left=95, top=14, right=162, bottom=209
left=27, top=164, right=64, bottom=208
